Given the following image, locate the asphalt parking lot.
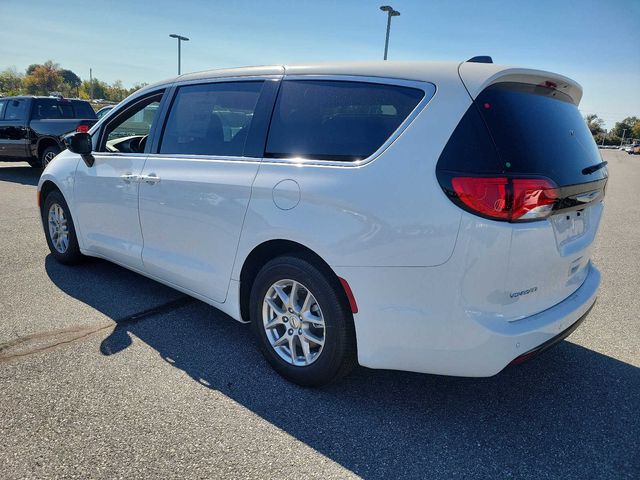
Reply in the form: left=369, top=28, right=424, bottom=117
left=0, top=150, right=638, bottom=479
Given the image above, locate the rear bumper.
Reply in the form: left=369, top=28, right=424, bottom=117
left=508, top=300, right=594, bottom=366
left=338, top=263, right=600, bottom=377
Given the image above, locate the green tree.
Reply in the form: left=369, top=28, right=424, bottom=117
left=585, top=114, right=605, bottom=136
left=79, top=78, right=108, bottom=100
left=612, top=116, right=639, bottom=139
left=0, top=67, right=24, bottom=95
left=60, top=69, right=81, bottom=97
left=105, top=80, right=127, bottom=102
left=631, top=120, right=640, bottom=141
left=22, top=60, right=62, bottom=95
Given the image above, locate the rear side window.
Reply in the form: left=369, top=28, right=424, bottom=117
left=33, top=99, right=74, bottom=119
left=0, top=100, right=5, bottom=119
left=160, top=81, right=264, bottom=157
left=72, top=100, right=97, bottom=119
left=265, top=80, right=425, bottom=161
left=5, top=99, right=27, bottom=120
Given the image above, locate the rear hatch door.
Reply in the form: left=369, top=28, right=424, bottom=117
left=459, top=66, right=607, bottom=319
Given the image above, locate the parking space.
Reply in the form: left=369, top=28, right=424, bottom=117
left=0, top=150, right=638, bottom=479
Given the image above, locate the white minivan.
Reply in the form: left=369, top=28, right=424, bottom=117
left=38, top=60, right=606, bottom=386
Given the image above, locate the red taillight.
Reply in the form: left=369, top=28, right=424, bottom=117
left=452, top=177, right=510, bottom=220
left=451, top=177, right=558, bottom=222
left=76, top=124, right=89, bottom=133
left=511, top=179, right=558, bottom=220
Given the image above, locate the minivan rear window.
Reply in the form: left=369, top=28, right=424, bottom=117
left=437, top=82, right=606, bottom=187
left=265, top=80, right=425, bottom=161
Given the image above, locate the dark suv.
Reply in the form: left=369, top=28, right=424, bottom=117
left=0, top=96, right=97, bottom=168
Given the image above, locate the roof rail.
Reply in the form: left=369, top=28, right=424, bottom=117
left=466, top=56, right=493, bottom=64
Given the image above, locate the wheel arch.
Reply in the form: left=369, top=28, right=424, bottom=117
left=39, top=179, right=62, bottom=211
left=238, top=239, right=353, bottom=323
left=37, top=137, right=62, bottom=160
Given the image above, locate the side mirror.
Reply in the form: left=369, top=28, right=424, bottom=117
left=64, top=132, right=94, bottom=167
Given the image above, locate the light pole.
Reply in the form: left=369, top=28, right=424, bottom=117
left=169, top=33, right=190, bottom=75
left=380, top=5, right=400, bottom=60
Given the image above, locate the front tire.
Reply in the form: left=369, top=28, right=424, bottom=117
left=42, top=190, right=83, bottom=265
left=250, top=254, right=356, bottom=386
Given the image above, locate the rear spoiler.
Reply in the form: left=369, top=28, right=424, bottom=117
left=458, top=62, right=583, bottom=106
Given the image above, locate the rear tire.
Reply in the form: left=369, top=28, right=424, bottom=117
left=42, top=190, right=83, bottom=265
left=40, top=145, right=61, bottom=168
left=250, top=254, right=357, bottom=387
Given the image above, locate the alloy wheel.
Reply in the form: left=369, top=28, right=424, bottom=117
left=47, top=203, right=69, bottom=253
left=43, top=151, right=57, bottom=167
left=262, top=279, right=326, bottom=366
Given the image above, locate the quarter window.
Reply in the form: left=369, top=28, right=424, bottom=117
left=72, top=100, right=97, bottom=119
left=265, top=80, right=425, bottom=161
left=160, top=81, right=264, bottom=157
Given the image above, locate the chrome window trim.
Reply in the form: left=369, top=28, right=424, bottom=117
left=141, top=153, right=262, bottom=165
left=262, top=74, right=437, bottom=168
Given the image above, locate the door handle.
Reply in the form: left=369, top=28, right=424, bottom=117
left=120, top=173, right=139, bottom=183
left=140, top=174, right=161, bottom=185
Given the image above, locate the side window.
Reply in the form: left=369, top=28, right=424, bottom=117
left=159, top=81, right=264, bottom=157
left=265, top=80, right=425, bottom=161
left=0, top=100, right=5, bottom=119
left=100, top=93, right=163, bottom=153
left=34, top=99, right=74, bottom=119
left=4, top=99, right=28, bottom=121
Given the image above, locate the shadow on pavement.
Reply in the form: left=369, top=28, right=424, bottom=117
left=44, top=255, right=187, bottom=322
left=0, top=164, right=41, bottom=186
left=47, top=258, right=639, bottom=479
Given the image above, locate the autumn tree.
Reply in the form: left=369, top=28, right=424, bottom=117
left=22, top=60, right=62, bottom=95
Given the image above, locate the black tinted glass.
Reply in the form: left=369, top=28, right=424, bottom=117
left=479, top=82, right=605, bottom=185
left=34, top=99, right=74, bottom=119
left=265, top=80, right=425, bottom=161
left=160, top=81, right=264, bottom=157
left=72, top=101, right=97, bottom=119
left=0, top=101, right=5, bottom=119
left=5, top=99, right=27, bottom=120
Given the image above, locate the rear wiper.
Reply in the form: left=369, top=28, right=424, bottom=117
left=582, top=161, right=608, bottom=175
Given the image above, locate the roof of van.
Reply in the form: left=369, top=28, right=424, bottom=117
left=140, top=60, right=583, bottom=105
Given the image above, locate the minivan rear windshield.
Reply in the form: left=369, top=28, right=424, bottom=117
left=437, top=82, right=607, bottom=187
left=265, top=80, right=425, bottom=161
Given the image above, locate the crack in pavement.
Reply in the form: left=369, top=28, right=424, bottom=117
left=0, top=296, right=195, bottom=363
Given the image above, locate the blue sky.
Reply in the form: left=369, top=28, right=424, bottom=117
left=1, top=0, right=638, bottom=127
